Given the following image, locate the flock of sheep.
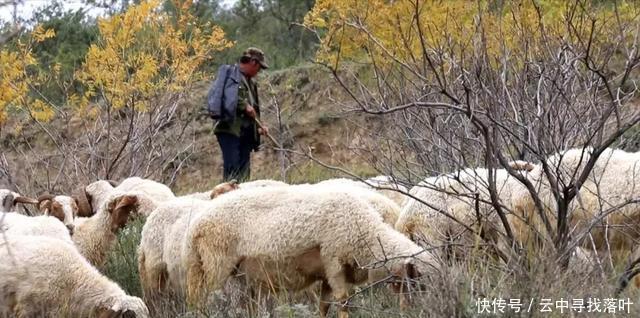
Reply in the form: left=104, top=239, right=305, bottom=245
left=1, top=146, right=639, bottom=317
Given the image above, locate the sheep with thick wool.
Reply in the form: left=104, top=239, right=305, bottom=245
left=396, top=167, right=530, bottom=260
left=510, top=147, right=640, bottom=257
left=180, top=186, right=440, bottom=317
left=138, top=196, right=211, bottom=302
left=84, top=177, right=174, bottom=217
left=139, top=181, right=404, bottom=309
left=116, top=176, right=175, bottom=201
left=72, top=192, right=141, bottom=267
left=139, top=180, right=288, bottom=301
left=0, top=234, right=149, bottom=317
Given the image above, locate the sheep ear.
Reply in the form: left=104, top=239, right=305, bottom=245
left=109, top=195, right=139, bottom=233
left=2, top=193, right=14, bottom=211
left=210, top=181, right=240, bottom=199
left=37, top=194, right=55, bottom=214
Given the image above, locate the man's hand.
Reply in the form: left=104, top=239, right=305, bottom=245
left=245, top=105, right=257, bottom=118
left=258, top=126, right=269, bottom=136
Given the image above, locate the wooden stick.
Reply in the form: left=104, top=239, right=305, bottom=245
left=254, top=117, right=282, bottom=149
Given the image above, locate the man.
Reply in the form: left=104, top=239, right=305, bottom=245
left=207, top=47, right=269, bottom=182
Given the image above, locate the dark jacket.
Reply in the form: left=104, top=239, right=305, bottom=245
left=206, top=64, right=261, bottom=150
left=207, top=64, right=242, bottom=122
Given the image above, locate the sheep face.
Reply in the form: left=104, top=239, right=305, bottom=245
left=507, top=160, right=536, bottom=172
left=106, top=194, right=139, bottom=233
left=386, top=261, right=424, bottom=309
left=209, top=180, right=239, bottom=199
left=38, top=195, right=77, bottom=234
left=96, top=295, right=149, bottom=318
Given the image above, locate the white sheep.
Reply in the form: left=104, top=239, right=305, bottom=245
left=84, top=177, right=175, bottom=217
left=510, top=147, right=640, bottom=257
left=116, top=177, right=175, bottom=201
left=0, top=234, right=149, bottom=317
left=138, top=196, right=211, bottom=301
left=0, top=212, right=73, bottom=244
left=0, top=189, right=38, bottom=213
left=179, top=186, right=441, bottom=317
left=72, top=192, right=141, bottom=267
left=139, top=181, right=400, bottom=306
left=396, top=166, right=530, bottom=260
left=138, top=181, right=286, bottom=302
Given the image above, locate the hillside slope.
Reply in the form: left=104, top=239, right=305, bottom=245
left=0, top=64, right=379, bottom=195
left=173, top=63, right=379, bottom=192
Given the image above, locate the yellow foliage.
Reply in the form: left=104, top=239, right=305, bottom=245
left=75, top=0, right=233, bottom=113
left=32, top=24, right=56, bottom=42
left=30, top=99, right=55, bottom=122
left=305, top=0, right=640, bottom=70
left=0, top=40, right=39, bottom=124
left=0, top=0, right=232, bottom=126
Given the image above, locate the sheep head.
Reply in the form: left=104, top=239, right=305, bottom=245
left=385, top=261, right=425, bottom=309
left=107, top=194, right=139, bottom=233
left=38, top=194, right=77, bottom=234
left=209, top=179, right=240, bottom=199
left=85, top=180, right=118, bottom=215
left=507, top=160, right=536, bottom=172
left=96, top=295, right=149, bottom=318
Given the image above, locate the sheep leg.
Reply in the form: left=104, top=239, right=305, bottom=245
left=324, top=260, right=352, bottom=318
left=398, top=284, right=410, bottom=309
left=388, top=281, right=410, bottom=309
left=319, top=280, right=332, bottom=317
